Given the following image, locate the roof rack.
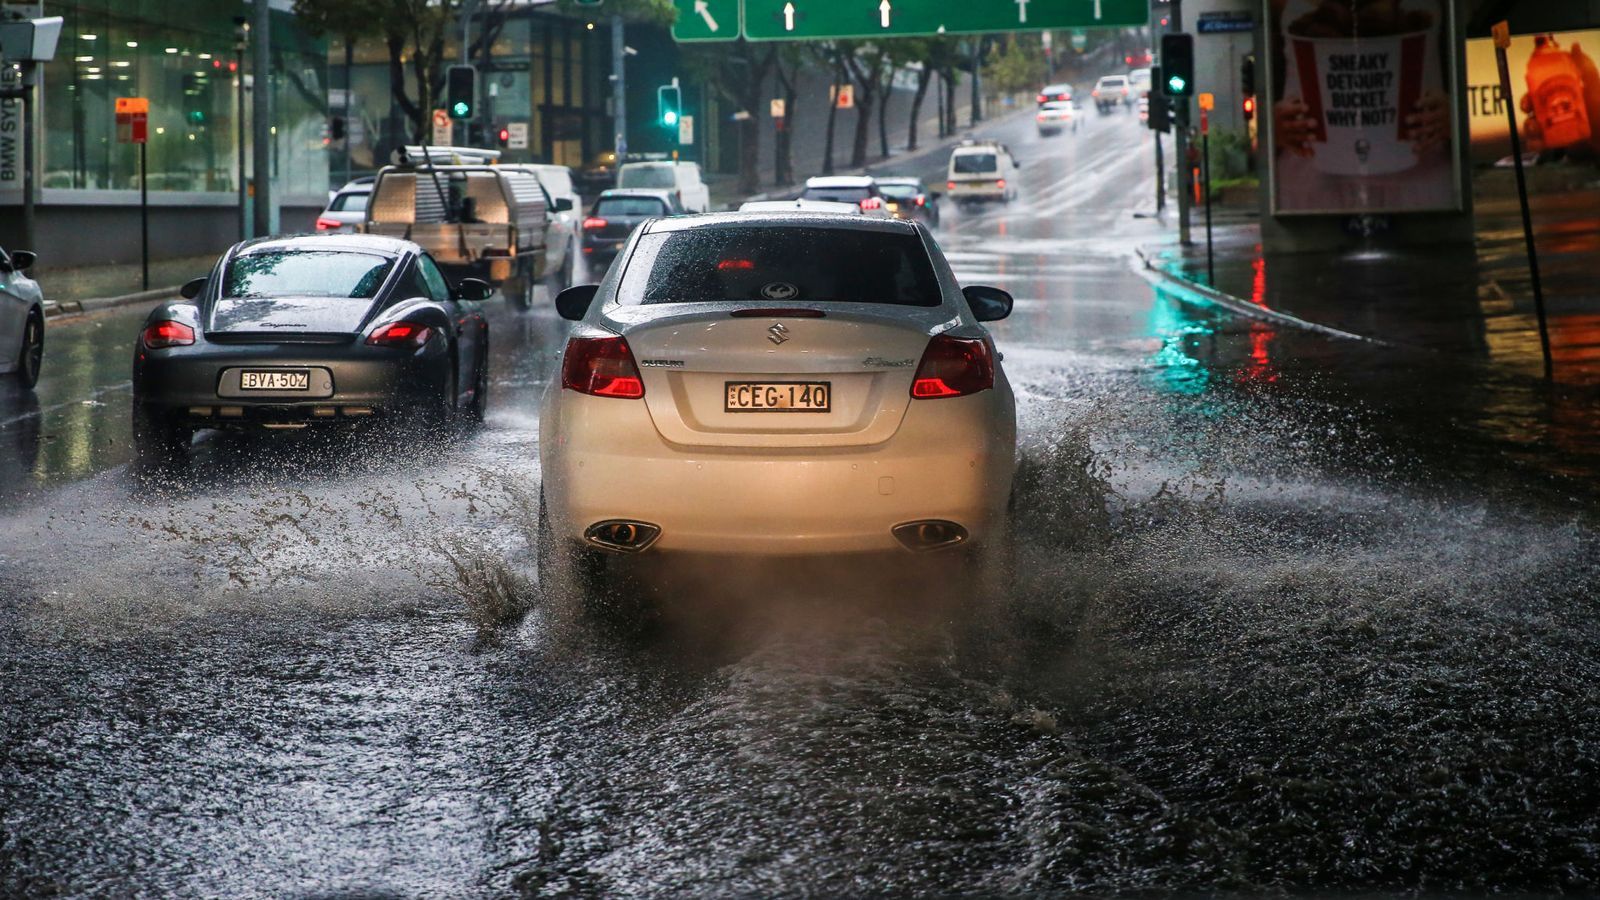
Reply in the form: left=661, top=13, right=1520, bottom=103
left=394, top=145, right=503, bottom=166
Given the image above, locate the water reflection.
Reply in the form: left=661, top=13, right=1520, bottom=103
left=0, top=387, right=42, bottom=501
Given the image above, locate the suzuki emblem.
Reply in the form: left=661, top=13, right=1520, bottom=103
left=767, top=323, right=791, bottom=346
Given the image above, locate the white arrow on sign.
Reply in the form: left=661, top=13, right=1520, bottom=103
left=783, top=1, right=795, bottom=31
left=879, top=0, right=892, bottom=28
left=1095, top=0, right=1103, bottom=19
left=694, top=0, right=719, bottom=31
left=1016, top=0, right=1029, bottom=23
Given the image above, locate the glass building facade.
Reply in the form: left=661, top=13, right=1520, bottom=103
left=332, top=10, right=611, bottom=179
left=23, top=0, right=328, bottom=204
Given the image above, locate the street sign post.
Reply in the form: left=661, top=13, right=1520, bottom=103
left=1198, top=94, right=1214, bottom=286
left=678, top=114, right=695, bottom=146
left=1494, top=20, right=1552, bottom=379
left=116, top=98, right=151, bottom=290
left=431, top=109, right=452, bottom=146
left=672, top=0, right=741, bottom=41
left=506, top=122, right=529, bottom=150
left=741, top=0, right=1146, bottom=40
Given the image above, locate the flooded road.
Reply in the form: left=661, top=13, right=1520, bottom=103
left=4, top=110, right=1600, bottom=896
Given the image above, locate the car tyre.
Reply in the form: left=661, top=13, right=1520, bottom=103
left=468, top=340, right=488, bottom=426
left=12, top=310, right=43, bottom=389
left=536, top=488, right=610, bottom=619
left=131, top=404, right=190, bottom=476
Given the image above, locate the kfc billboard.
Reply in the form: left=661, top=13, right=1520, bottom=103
left=1465, top=29, right=1600, bottom=169
left=1265, top=0, right=1462, bottom=215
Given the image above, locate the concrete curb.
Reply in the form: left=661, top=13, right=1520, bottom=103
left=1133, top=245, right=1391, bottom=346
left=44, top=285, right=178, bottom=320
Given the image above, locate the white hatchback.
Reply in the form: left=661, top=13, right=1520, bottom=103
left=540, top=213, right=1017, bottom=605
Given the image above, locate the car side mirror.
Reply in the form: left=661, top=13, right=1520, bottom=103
left=180, top=277, right=208, bottom=300
left=9, top=250, right=36, bottom=270
left=454, top=277, right=492, bottom=301
left=553, top=197, right=574, bottom=213
left=555, top=284, right=600, bottom=321
left=963, top=285, right=1013, bottom=322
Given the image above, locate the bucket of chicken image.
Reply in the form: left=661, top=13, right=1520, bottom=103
left=1286, top=1, right=1440, bottom=176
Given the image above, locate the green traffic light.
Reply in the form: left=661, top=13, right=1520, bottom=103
left=663, top=110, right=679, bottom=127
left=452, top=101, right=470, bottom=117
left=1167, top=75, right=1187, bottom=93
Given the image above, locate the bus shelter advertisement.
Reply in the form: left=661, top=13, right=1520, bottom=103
left=1465, top=29, right=1600, bottom=170
left=1266, top=0, right=1461, bottom=215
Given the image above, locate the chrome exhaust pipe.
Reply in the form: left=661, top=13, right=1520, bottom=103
left=584, top=520, right=662, bottom=554
left=892, top=520, right=969, bottom=553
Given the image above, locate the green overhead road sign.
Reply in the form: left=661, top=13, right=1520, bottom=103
left=672, top=0, right=741, bottom=41
left=740, top=0, right=1147, bottom=41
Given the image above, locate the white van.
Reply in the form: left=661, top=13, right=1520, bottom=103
left=945, top=141, right=1019, bottom=204
left=616, top=161, right=711, bottom=213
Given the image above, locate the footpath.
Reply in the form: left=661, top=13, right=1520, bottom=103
left=1138, top=185, right=1600, bottom=388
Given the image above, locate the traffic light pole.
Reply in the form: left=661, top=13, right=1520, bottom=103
left=1169, top=0, right=1192, bottom=246
left=251, top=0, right=272, bottom=238
left=612, top=15, right=627, bottom=161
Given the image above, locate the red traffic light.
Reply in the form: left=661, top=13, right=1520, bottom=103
left=1243, top=96, right=1256, bottom=119
left=497, top=127, right=510, bottom=146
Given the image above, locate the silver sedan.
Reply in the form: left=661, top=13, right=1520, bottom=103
left=0, top=247, right=44, bottom=389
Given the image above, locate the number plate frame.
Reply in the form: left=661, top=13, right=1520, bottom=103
left=239, top=369, right=312, bottom=392
left=724, top=381, right=832, bottom=413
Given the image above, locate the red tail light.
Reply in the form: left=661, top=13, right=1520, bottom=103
left=946, top=181, right=956, bottom=191
left=996, top=179, right=1006, bottom=190
left=1036, top=93, right=1047, bottom=103
left=911, top=334, right=994, bottom=399
left=562, top=334, right=644, bottom=399
left=915, top=195, right=926, bottom=207
left=582, top=216, right=608, bottom=231
left=366, top=321, right=432, bottom=349
left=1055, top=93, right=1069, bottom=101
left=141, top=320, right=195, bottom=348
left=860, top=197, right=884, bottom=211
left=315, top=216, right=341, bottom=231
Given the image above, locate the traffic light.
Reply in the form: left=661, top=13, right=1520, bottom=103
left=657, top=83, right=682, bottom=129
left=447, top=65, right=477, bottom=120
left=497, top=126, right=511, bottom=147
left=1242, top=96, right=1256, bottom=120
left=1147, top=66, right=1171, bottom=133
left=1160, top=33, right=1194, bottom=97
left=1240, top=54, right=1257, bottom=99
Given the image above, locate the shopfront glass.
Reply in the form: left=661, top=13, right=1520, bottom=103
left=36, top=0, right=327, bottom=201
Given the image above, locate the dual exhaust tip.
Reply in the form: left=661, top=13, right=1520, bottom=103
left=585, top=519, right=968, bottom=554
left=585, top=520, right=662, bottom=554
left=892, top=520, right=969, bottom=553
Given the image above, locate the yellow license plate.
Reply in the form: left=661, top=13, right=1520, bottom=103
left=724, top=381, right=831, bottom=413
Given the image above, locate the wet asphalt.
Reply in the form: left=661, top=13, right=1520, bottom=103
left=3, top=109, right=1599, bottom=897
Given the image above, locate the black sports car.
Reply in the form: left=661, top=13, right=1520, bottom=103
left=132, top=234, right=491, bottom=467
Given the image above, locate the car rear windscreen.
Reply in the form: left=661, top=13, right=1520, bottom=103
left=224, top=251, right=395, bottom=299
left=596, top=197, right=668, bottom=217
left=877, top=184, right=919, bottom=199
left=618, top=226, right=941, bottom=307
left=329, top=192, right=369, bottom=213
left=952, top=153, right=997, bottom=174
left=800, top=187, right=871, bottom=204
left=618, top=166, right=677, bottom=189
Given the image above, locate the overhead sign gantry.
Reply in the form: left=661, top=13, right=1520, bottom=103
left=671, top=0, right=1147, bottom=42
